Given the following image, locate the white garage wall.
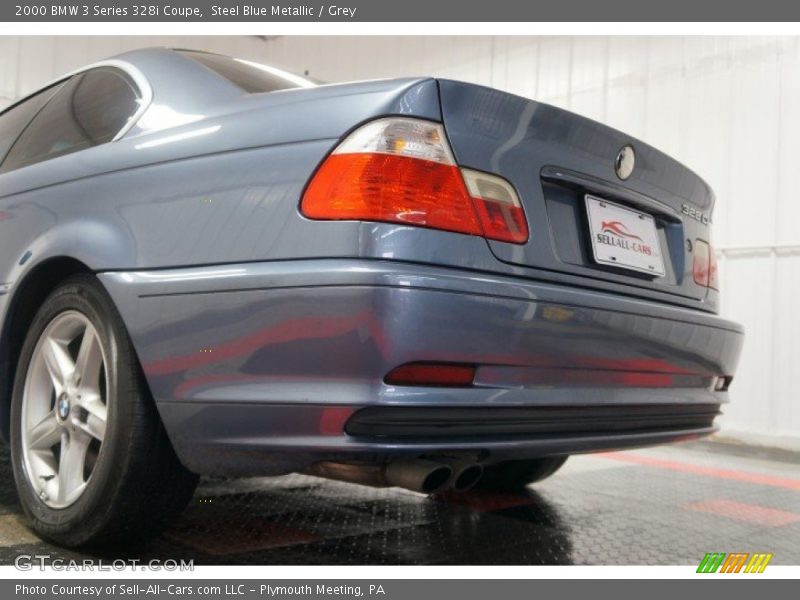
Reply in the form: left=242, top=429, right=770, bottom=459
left=1, top=36, right=798, bottom=446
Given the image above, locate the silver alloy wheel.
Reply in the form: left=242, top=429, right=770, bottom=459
left=20, top=310, right=109, bottom=509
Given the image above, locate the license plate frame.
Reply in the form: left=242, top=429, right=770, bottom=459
left=584, top=195, right=666, bottom=277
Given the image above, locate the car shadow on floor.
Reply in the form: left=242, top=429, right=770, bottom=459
left=0, top=444, right=574, bottom=564
left=2, top=443, right=799, bottom=565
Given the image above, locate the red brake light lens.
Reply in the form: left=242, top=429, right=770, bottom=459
left=462, top=168, right=528, bottom=243
left=301, top=118, right=528, bottom=244
left=302, top=153, right=483, bottom=236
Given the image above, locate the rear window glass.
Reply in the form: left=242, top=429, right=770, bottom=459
left=0, top=84, right=62, bottom=163
left=179, top=51, right=315, bottom=94
left=0, top=67, right=140, bottom=173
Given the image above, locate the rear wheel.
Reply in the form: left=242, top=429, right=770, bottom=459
left=475, top=456, right=568, bottom=491
left=10, top=275, right=197, bottom=547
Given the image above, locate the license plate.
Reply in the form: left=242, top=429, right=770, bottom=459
left=585, top=195, right=666, bottom=277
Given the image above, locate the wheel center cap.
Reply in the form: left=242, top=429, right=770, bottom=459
left=57, top=394, right=71, bottom=420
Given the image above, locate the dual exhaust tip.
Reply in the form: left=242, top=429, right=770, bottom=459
left=308, top=457, right=483, bottom=495
left=386, top=458, right=483, bottom=494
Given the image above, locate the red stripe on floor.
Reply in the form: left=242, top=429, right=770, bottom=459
left=438, top=489, right=536, bottom=512
left=599, top=451, right=800, bottom=491
left=685, top=499, right=800, bottom=527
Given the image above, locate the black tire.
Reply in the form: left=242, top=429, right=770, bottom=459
left=475, top=456, right=568, bottom=491
left=9, top=274, right=197, bottom=547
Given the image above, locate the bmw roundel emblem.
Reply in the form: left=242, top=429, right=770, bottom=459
left=615, top=145, right=635, bottom=180
left=57, top=395, right=70, bottom=420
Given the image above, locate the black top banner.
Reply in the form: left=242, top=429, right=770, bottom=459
left=2, top=0, right=799, bottom=22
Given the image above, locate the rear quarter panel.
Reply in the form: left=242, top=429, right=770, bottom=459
left=0, top=76, right=443, bottom=440
left=0, top=77, right=441, bottom=281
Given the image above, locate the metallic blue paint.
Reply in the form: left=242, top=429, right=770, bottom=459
left=0, top=49, right=743, bottom=472
left=99, top=258, right=742, bottom=475
left=438, top=80, right=717, bottom=308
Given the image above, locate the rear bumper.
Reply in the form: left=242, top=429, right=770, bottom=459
left=99, top=259, right=744, bottom=476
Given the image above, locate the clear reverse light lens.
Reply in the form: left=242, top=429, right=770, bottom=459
left=334, top=118, right=456, bottom=165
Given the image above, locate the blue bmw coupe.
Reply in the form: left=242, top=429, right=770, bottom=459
left=0, top=49, right=743, bottom=546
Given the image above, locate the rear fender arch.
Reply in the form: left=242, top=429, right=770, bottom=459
left=0, top=219, right=137, bottom=441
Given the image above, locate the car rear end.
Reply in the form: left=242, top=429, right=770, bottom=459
left=437, top=80, right=721, bottom=312
left=101, top=65, right=744, bottom=479
left=295, top=81, right=742, bottom=455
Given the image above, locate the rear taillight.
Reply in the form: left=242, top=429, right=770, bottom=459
left=709, top=246, right=719, bottom=290
left=693, top=239, right=719, bottom=290
left=461, top=168, right=528, bottom=243
left=301, top=117, right=528, bottom=244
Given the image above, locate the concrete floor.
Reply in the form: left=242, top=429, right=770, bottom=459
left=0, top=440, right=797, bottom=565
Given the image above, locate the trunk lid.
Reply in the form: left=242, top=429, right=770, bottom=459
left=437, top=79, right=715, bottom=304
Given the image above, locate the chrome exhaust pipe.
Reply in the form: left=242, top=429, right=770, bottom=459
left=385, top=459, right=452, bottom=494
left=307, top=458, right=452, bottom=494
left=444, top=459, right=484, bottom=492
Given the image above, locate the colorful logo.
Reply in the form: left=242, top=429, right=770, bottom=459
left=696, top=552, right=773, bottom=573
left=600, top=220, right=644, bottom=242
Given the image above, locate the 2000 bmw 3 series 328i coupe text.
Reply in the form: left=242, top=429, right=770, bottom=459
left=0, top=48, right=743, bottom=546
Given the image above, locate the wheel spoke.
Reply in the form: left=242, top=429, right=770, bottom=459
left=27, top=410, right=61, bottom=450
left=74, top=327, right=102, bottom=391
left=42, top=336, right=74, bottom=394
left=75, top=414, right=105, bottom=442
left=28, top=450, right=58, bottom=488
left=57, top=431, right=89, bottom=504
left=75, top=392, right=107, bottom=441
left=22, top=311, right=109, bottom=509
left=43, top=476, right=59, bottom=503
